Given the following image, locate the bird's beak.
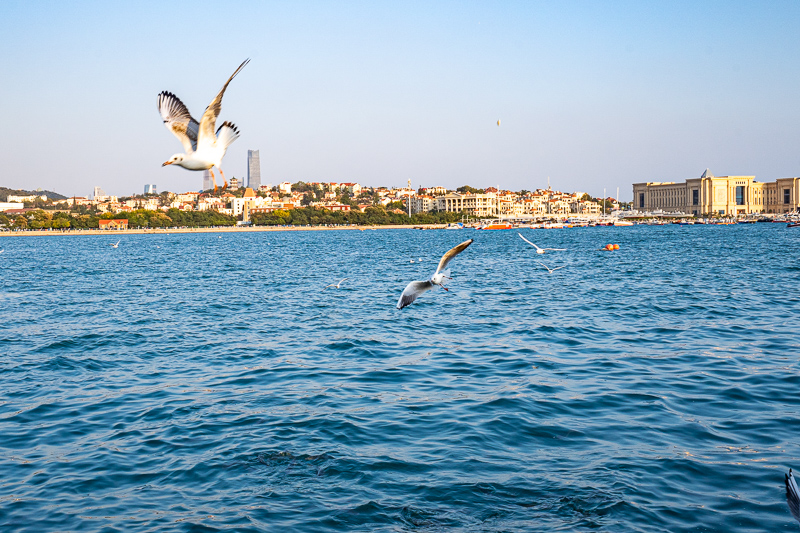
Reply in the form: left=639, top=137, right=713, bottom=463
left=162, top=161, right=172, bottom=166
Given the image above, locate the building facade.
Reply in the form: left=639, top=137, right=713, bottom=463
left=144, top=184, right=157, bottom=195
left=632, top=169, right=800, bottom=216
left=202, top=170, right=214, bottom=191
left=247, top=150, right=261, bottom=189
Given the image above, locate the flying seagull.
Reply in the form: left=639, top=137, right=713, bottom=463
left=110, top=240, right=120, bottom=248
left=518, top=232, right=566, bottom=254
left=536, top=260, right=565, bottom=273
left=324, top=278, right=348, bottom=289
left=787, top=468, right=800, bottom=524
left=397, top=239, right=473, bottom=309
left=158, top=59, right=249, bottom=192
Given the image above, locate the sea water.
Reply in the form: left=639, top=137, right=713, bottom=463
left=1, top=224, right=799, bottom=532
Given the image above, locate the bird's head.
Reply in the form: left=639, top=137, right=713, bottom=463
left=162, top=154, right=185, bottom=167
left=431, top=272, right=445, bottom=286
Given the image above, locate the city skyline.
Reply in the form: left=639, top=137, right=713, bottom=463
left=1, top=2, right=799, bottom=201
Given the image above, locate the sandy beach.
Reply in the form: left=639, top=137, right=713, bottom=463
left=0, top=224, right=447, bottom=237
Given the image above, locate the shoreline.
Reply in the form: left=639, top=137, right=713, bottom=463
left=0, top=224, right=445, bottom=237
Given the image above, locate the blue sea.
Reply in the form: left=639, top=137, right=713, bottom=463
left=1, top=224, right=800, bottom=532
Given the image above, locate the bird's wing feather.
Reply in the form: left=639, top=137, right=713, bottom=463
left=543, top=248, right=567, bottom=251
left=197, top=59, right=250, bottom=148
left=517, top=232, right=542, bottom=251
left=787, top=469, right=800, bottom=523
left=397, top=280, right=434, bottom=309
left=434, top=239, right=473, bottom=275
left=157, top=92, right=198, bottom=152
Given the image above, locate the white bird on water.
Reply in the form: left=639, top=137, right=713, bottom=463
left=324, top=278, right=348, bottom=290
left=518, top=232, right=566, bottom=254
left=110, top=240, right=120, bottom=248
left=787, top=468, right=800, bottom=524
left=536, top=260, right=565, bottom=274
left=397, top=239, right=473, bottom=309
left=158, top=59, right=249, bottom=192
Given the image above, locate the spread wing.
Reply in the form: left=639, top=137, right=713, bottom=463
left=435, top=239, right=473, bottom=275
left=518, top=232, right=542, bottom=251
left=157, top=92, right=198, bottom=153
left=197, top=59, right=250, bottom=148
left=397, top=280, right=434, bottom=309
left=787, top=469, right=800, bottom=523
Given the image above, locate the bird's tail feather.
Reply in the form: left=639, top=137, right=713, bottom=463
left=216, top=121, right=240, bottom=149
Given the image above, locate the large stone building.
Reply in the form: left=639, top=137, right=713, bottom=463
left=632, top=169, right=800, bottom=216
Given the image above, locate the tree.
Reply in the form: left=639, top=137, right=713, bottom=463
left=12, top=216, right=28, bottom=229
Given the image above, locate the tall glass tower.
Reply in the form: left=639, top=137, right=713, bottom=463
left=202, top=170, right=213, bottom=191
left=247, top=150, right=261, bottom=189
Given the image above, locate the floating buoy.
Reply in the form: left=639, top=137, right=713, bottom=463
left=605, top=244, right=614, bottom=251
left=613, top=244, right=620, bottom=250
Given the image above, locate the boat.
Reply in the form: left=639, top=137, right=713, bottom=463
left=445, top=222, right=464, bottom=230
left=788, top=222, right=800, bottom=228
left=478, top=220, right=513, bottom=230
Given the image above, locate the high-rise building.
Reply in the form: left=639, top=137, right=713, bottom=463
left=247, top=150, right=261, bottom=189
left=144, top=184, right=157, bottom=195
left=93, top=186, right=106, bottom=199
left=202, top=170, right=213, bottom=191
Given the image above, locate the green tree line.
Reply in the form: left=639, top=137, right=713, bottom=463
left=249, top=206, right=466, bottom=226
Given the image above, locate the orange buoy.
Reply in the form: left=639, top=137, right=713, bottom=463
left=605, top=244, right=614, bottom=251
left=613, top=244, right=620, bottom=250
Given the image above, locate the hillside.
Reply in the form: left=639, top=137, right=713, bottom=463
left=0, top=187, right=68, bottom=202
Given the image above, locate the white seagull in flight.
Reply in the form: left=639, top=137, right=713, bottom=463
left=518, top=232, right=566, bottom=254
left=324, top=278, right=348, bottom=289
left=110, top=240, right=120, bottom=248
left=397, top=239, right=473, bottom=309
left=158, top=59, right=249, bottom=192
left=536, top=260, right=565, bottom=273
left=787, top=468, right=800, bottom=524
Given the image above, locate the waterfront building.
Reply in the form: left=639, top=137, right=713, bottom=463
left=279, top=182, right=292, bottom=194
left=99, top=219, right=128, bottom=230
left=0, top=202, right=24, bottom=212
left=144, top=184, right=157, bottom=195
left=7, top=194, right=47, bottom=203
left=436, top=192, right=499, bottom=217
left=247, top=150, right=261, bottom=189
left=632, top=169, right=800, bottom=216
left=410, top=195, right=437, bottom=214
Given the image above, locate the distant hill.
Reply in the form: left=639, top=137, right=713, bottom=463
left=0, top=187, right=67, bottom=201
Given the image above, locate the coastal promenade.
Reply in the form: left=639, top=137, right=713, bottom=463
left=0, top=224, right=442, bottom=237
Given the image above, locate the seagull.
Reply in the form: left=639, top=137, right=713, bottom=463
left=536, top=260, right=565, bottom=273
left=787, top=468, right=800, bottom=524
left=397, top=239, right=473, bottom=309
left=110, top=240, right=120, bottom=248
left=324, top=278, right=348, bottom=290
left=518, top=232, right=566, bottom=254
left=158, top=59, right=249, bottom=192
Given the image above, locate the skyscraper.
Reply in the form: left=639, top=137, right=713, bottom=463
left=93, top=186, right=106, bottom=199
left=247, top=150, right=261, bottom=189
left=202, top=170, right=213, bottom=191
left=144, top=184, right=157, bottom=195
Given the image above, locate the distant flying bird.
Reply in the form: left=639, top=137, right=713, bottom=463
left=158, top=59, right=249, bottom=192
left=787, top=469, right=800, bottom=524
left=497, top=119, right=501, bottom=126
left=110, top=240, right=120, bottom=248
left=536, top=260, right=566, bottom=274
left=397, top=239, right=473, bottom=309
left=324, top=278, right=348, bottom=290
left=518, top=232, right=566, bottom=254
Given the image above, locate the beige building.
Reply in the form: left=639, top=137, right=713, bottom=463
left=633, top=169, right=800, bottom=216
left=436, top=192, right=499, bottom=217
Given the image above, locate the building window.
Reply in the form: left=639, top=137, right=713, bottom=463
left=692, top=189, right=699, bottom=206
left=785, top=189, right=791, bottom=204
left=735, top=186, right=745, bottom=205
left=639, top=193, right=645, bottom=208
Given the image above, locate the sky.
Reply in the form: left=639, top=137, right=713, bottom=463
left=1, top=1, right=799, bottom=201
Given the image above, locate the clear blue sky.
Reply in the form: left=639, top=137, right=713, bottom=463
left=1, top=1, right=798, bottom=200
